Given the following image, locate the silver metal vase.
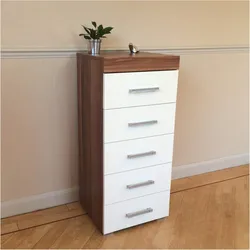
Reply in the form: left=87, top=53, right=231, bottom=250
left=87, top=39, right=101, bottom=55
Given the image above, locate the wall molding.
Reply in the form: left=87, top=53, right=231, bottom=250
left=1, top=46, right=249, bottom=59
left=1, top=153, right=248, bottom=218
left=1, top=187, right=79, bottom=218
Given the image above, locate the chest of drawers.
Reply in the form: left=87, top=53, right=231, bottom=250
left=77, top=51, right=180, bottom=234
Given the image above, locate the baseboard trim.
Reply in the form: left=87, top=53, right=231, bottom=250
left=1, top=153, right=249, bottom=218
left=172, top=153, right=249, bottom=180
left=1, top=187, right=79, bottom=218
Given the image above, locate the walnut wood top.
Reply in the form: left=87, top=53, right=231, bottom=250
left=77, top=51, right=180, bottom=73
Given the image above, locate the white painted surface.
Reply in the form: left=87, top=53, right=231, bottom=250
left=104, top=103, right=176, bottom=143
left=104, top=191, right=170, bottom=234
left=172, top=153, right=249, bottom=179
left=1, top=187, right=79, bottom=218
left=104, top=164, right=172, bottom=205
left=104, top=134, right=174, bottom=174
left=104, top=70, right=178, bottom=109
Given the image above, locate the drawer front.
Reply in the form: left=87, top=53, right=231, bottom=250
left=104, top=134, right=174, bottom=174
left=104, top=164, right=171, bottom=205
left=104, top=70, right=178, bottom=109
left=104, top=103, right=176, bottom=143
left=104, top=191, right=170, bottom=234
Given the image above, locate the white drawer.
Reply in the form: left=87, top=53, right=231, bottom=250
left=104, top=191, right=170, bottom=234
left=104, top=164, right=171, bottom=205
left=104, top=134, right=174, bottom=174
left=104, top=103, right=176, bottom=143
left=104, top=70, right=178, bottom=109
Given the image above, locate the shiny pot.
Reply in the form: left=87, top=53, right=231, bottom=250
left=87, top=39, right=101, bottom=55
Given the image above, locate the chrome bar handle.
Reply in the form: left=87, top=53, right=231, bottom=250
left=127, top=150, right=156, bottom=159
left=129, top=87, right=160, bottom=93
left=128, top=120, right=158, bottom=127
left=126, top=208, right=153, bottom=218
left=126, top=180, right=155, bottom=189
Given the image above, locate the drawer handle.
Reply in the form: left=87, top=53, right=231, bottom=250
left=126, top=180, right=155, bottom=189
left=126, top=208, right=153, bottom=218
left=128, top=120, right=158, bottom=127
left=129, top=87, right=160, bottom=93
left=127, top=150, right=156, bottom=159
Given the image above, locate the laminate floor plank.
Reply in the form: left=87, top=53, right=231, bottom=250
left=32, top=219, right=70, bottom=249
left=1, top=220, right=19, bottom=235
left=1, top=233, right=14, bottom=244
left=2, top=228, right=39, bottom=249
left=16, top=224, right=53, bottom=249
left=50, top=216, right=95, bottom=249
left=66, top=201, right=85, bottom=212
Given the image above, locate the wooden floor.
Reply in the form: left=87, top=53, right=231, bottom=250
left=1, top=165, right=249, bottom=249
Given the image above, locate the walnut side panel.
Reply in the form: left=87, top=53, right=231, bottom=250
left=77, top=54, right=89, bottom=212
left=77, top=54, right=104, bottom=232
left=104, top=55, right=180, bottom=73
left=89, top=57, right=104, bottom=231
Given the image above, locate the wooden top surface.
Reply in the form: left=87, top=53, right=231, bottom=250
left=77, top=51, right=180, bottom=73
left=77, top=51, right=179, bottom=60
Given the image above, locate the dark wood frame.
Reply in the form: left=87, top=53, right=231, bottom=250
left=77, top=54, right=104, bottom=231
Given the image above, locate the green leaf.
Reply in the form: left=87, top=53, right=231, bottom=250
left=97, top=24, right=104, bottom=38
left=97, top=25, right=103, bottom=33
left=82, top=25, right=91, bottom=35
left=90, top=29, right=96, bottom=39
left=83, top=35, right=91, bottom=40
left=98, top=24, right=103, bottom=30
left=92, top=21, right=97, bottom=28
left=102, top=27, right=113, bottom=35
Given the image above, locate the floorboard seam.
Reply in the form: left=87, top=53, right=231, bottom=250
left=171, top=174, right=249, bottom=194
left=1, top=214, right=86, bottom=236
left=32, top=220, right=69, bottom=249
left=81, top=228, right=97, bottom=249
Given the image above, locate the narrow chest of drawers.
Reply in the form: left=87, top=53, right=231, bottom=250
left=77, top=51, right=180, bottom=234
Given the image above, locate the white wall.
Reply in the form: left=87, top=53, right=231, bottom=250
left=2, top=1, right=248, bottom=50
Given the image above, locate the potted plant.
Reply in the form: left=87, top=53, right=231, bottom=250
left=79, top=21, right=113, bottom=55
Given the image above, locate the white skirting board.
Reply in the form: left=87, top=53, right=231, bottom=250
left=171, top=153, right=249, bottom=179
left=1, top=187, right=79, bottom=219
left=1, top=153, right=249, bottom=218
